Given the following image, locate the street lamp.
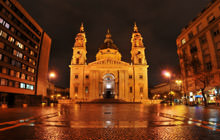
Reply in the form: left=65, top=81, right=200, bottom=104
left=48, top=71, right=56, bottom=103
left=162, top=70, right=172, bottom=105
left=49, top=72, right=56, bottom=79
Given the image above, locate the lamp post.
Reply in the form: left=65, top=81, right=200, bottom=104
left=48, top=72, right=56, bottom=102
left=162, top=70, right=172, bottom=105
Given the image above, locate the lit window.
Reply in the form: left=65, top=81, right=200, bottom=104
left=0, top=54, right=2, bottom=60
left=5, top=22, right=10, bottom=29
left=18, top=52, right=23, bottom=58
left=26, top=84, right=34, bottom=90
left=22, top=64, right=26, bottom=70
left=2, top=67, right=8, bottom=74
left=15, top=41, right=24, bottom=49
left=20, top=83, right=25, bottom=88
left=0, top=79, right=8, bottom=86
left=21, top=73, right=26, bottom=79
left=85, top=86, right=89, bottom=93
left=10, top=70, right=14, bottom=76
left=16, top=72, right=20, bottom=78
left=8, top=36, right=14, bottom=43
left=30, top=50, right=34, bottom=56
left=181, top=38, right=186, bottom=45
left=0, top=17, right=3, bottom=24
left=0, top=30, right=7, bottom=39
left=31, top=68, right=35, bottom=73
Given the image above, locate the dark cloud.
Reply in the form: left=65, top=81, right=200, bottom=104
left=18, top=0, right=210, bottom=87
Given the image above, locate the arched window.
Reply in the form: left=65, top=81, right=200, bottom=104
left=76, top=58, right=79, bottom=64
left=139, top=58, right=142, bottom=64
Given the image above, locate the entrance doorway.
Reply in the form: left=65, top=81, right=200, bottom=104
left=103, top=74, right=115, bottom=99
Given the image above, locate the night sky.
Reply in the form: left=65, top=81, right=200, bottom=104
left=18, top=0, right=210, bottom=88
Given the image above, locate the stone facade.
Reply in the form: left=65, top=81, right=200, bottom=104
left=176, top=0, right=220, bottom=103
left=69, top=23, right=149, bottom=102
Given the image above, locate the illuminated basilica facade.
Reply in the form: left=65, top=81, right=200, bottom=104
left=69, top=23, right=149, bottom=102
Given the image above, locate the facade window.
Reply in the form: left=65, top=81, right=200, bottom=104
left=2, top=67, right=8, bottom=74
left=130, top=87, right=132, bottom=93
left=23, top=55, right=27, bottom=60
left=0, top=79, right=8, bottom=86
left=15, top=41, right=24, bottom=49
left=21, top=73, right=26, bottom=79
left=85, top=75, right=89, bottom=79
left=85, top=86, right=89, bottom=93
left=20, top=83, right=25, bottom=88
left=0, top=54, right=3, bottom=60
left=8, top=36, right=14, bottom=43
left=3, top=56, right=9, bottom=63
left=139, top=75, right=143, bottom=79
left=75, top=75, right=78, bottom=79
left=75, top=87, right=78, bottom=93
left=15, top=82, right=19, bottom=88
left=16, top=71, right=20, bottom=78
left=139, top=58, right=142, bottom=64
left=206, top=62, right=212, bottom=71
left=199, top=35, right=207, bottom=44
left=76, top=58, right=79, bottom=64
left=26, top=84, right=34, bottom=90
left=181, top=38, right=186, bottom=45
left=30, top=50, right=34, bottom=56
left=11, top=59, right=16, bottom=66
left=31, top=68, right=35, bottom=73
left=212, top=28, right=220, bottom=37
left=0, top=30, right=7, bottom=39
left=10, top=70, right=15, bottom=76
left=207, top=14, right=215, bottom=23
left=140, top=87, right=143, bottom=93
left=0, top=42, right=4, bottom=49
left=8, top=81, right=14, bottom=87
left=0, top=17, right=3, bottom=24
left=22, top=64, right=26, bottom=70
left=188, top=32, right=194, bottom=39
left=129, top=75, right=132, bottom=79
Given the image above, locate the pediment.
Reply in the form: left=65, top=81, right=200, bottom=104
left=88, top=59, right=130, bottom=66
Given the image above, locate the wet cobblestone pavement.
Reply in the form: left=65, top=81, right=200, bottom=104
left=1, top=104, right=220, bottom=140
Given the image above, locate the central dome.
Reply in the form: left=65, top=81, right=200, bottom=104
left=99, top=29, right=118, bottom=50
left=96, top=29, right=121, bottom=61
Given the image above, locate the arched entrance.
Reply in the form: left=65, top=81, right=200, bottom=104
left=103, top=74, right=115, bottom=99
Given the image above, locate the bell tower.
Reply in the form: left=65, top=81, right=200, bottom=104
left=71, top=23, right=87, bottom=65
left=130, top=23, right=147, bottom=65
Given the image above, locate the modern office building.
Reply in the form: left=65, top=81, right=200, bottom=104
left=0, top=0, right=52, bottom=106
left=69, top=23, right=149, bottom=102
left=176, top=0, right=220, bottom=104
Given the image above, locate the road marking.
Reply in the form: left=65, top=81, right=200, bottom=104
left=0, top=112, right=59, bottom=132
left=158, top=112, right=220, bottom=131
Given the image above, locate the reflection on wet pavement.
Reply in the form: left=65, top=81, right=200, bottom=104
left=1, top=104, right=220, bottom=139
